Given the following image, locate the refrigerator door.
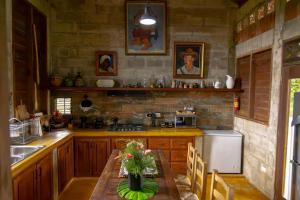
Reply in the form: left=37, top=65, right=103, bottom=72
left=291, top=160, right=300, bottom=200
left=293, top=124, right=300, bottom=164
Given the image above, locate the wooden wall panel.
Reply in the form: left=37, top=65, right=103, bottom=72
left=12, top=0, right=48, bottom=114
left=236, top=55, right=251, bottom=118
left=285, top=0, right=299, bottom=22
left=12, top=0, right=33, bottom=111
left=252, top=49, right=272, bottom=124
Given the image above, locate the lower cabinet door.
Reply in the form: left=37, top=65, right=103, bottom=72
left=37, top=153, right=53, bottom=200
left=171, top=162, right=187, bottom=174
left=13, top=164, right=37, bottom=200
left=65, top=139, right=74, bottom=184
left=58, top=143, right=66, bottom=193
left=91, top=138, right=110, bottom=176
left=74, top=138, right=91, bottom=176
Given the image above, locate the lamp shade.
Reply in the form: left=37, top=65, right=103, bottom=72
left=139, top=5, right=156, bottom=25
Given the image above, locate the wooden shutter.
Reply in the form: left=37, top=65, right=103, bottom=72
left=12, top=0, right=33, bottom=111
left=252, top=49, right=272, bottom=124
left=236, top=55, right=251, bottom=118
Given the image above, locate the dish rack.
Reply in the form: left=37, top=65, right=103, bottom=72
left=9, top=118, right=41, bottom=145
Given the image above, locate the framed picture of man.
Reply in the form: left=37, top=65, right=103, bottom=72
left=173, top=42, right=205, bottom=79
left=96, top=51, right=117, bottom=76
left=125, top=0, right=167, bottom=55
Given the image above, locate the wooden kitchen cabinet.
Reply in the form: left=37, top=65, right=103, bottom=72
left=111, top=137, right=147, bottom=151
left=36, top=153, right=53, bottom=200
left=58, top=138, right=74, bottom=193
left=148, top=138, right=170, bottom=149
left=148, top=137, right=194, bottom=174
left=13, top=153, right=53, bottom=200
left=13, top=164, right=36, bottom=200
left=91, top=138, right=110, bottom=176
left=74, top=137, right=110, bottom=177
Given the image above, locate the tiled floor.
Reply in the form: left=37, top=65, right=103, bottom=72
left=59, top=175, right=269, bottom=200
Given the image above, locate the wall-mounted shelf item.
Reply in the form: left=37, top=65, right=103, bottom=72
left=49, top=87, right=244, bottom=93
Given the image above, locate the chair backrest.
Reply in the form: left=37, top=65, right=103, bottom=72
left=192, top=153, right=207, bottom=200
left=186, top=143, right=197, bottom=183
left=209, top=170, right=234, bottom=200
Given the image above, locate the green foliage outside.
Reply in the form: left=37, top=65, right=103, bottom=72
left=289, top=79, right=300, bottom=116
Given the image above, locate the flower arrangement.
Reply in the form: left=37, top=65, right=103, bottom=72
left=116, top=140, right=155, bottom=176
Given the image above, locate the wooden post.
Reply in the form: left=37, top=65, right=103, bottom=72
left=273, top=0, right=287, bottom=199
left=0, top=0, right=13, bottom=199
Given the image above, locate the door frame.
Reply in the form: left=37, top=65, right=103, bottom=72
left=275, top=64, right=300, bottom=199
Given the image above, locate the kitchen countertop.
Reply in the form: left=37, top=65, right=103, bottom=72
left=11, top=128, right=203, bottom=177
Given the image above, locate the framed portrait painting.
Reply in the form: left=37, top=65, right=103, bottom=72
left=125, top=0, right=167, bottom=55
left=96, top=51, right=117, bottom=76
left=173, top=42, right=205, bottom=79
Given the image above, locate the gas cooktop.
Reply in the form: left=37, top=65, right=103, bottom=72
left=107, top=124, right=145, bottom=132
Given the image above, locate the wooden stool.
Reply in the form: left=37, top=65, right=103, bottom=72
left=209, top=170, right=234, bottom=200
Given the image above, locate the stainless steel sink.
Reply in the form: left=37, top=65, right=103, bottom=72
left=10, top=145, right=44, bottom=165
left=11, top=155, right=23, bottom=166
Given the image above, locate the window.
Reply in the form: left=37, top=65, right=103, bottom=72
left=236, top=49, right=272, bottom=125
left=55, top=98, right=71, bottom=114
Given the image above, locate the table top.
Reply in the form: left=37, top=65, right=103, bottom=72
left=90, top=150, right=181, bottom=200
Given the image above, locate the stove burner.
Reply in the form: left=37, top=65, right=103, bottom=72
left=108, top=124, right=145, bottom=132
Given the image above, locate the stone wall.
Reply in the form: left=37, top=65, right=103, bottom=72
left=53, top=91, right=234, bottom=129
left=49, top=0, right=238, bottom=128
left=50, top=0, right=237, bottom=82
left=234, top=1, right=300, bottom=199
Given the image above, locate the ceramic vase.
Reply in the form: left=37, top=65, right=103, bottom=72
left=226, top=75, right=235, bottom=89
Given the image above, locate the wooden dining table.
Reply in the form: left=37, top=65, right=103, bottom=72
left=90, top=150, right=181, bottom=200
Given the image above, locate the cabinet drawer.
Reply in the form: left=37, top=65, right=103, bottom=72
left=171, top=162, right=187, bottom=175
left=112, top=137, right=147, bottom=150
left=148, top=138, right=170, bottom=149
left=171, top=150, right=187, bottom=162
left=171, top=138, right=193, bottom=149
left=163, top=150, right=170, bottom=161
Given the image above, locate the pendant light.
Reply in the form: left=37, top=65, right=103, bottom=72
left=139, top=2, right=156, bottom=25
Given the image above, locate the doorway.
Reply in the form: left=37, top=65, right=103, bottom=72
left=275, top=64, right=300, bottom=200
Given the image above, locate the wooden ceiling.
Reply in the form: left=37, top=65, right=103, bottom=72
left=231, top=0, right=249, bottom=7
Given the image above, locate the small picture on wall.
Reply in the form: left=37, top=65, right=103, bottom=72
left=96, top=51, right=117, bottom=76
left=173, top=42, right=205, bottom=79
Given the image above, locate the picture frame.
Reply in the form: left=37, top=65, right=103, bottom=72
left=173, top=42, right=205, bottom=79
left=125, top=0, right=167, bottom=55
left=96, top=51, right=117, bottom=76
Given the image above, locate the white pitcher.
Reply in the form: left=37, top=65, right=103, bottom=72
left=225, top=75, right=235, bottom=89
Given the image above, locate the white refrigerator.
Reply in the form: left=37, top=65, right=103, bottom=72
left=203, top=130, right=243, bottom=173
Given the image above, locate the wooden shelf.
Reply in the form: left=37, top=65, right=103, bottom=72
left=49, top=87, right=243, bottom=93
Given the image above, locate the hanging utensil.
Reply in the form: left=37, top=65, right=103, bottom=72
left=33, top=24, right=40, bottom=85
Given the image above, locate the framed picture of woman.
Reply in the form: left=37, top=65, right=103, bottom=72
left=96, top=51, right=117, bottom=76
left=125, top=0, right=167, bottom=55
left=173, top=42, right=205, bottom=79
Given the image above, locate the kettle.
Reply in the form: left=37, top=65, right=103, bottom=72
left=225, top=75, right=235, bottom=89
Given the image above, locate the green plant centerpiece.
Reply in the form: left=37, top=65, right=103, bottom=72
left=116, top=140, right=159, bottom=200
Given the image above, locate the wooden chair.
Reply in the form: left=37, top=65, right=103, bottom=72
left=209, top=170, right=234, bottom=200
left=189, top=153, right=207, bottom=200
left=174, top=143, right=197, bottom=199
